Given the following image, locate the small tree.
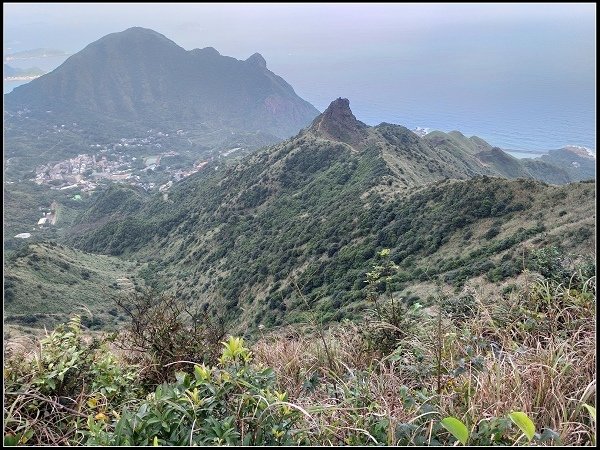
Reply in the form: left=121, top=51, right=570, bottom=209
left=114, top=288, right=226, bottom=386
left=361, top=249, right=423, bottom=356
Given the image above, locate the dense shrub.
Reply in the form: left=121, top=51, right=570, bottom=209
left=4, top=316, right=139, bottom=445
left=84, top=337, right=306, bottom=446
left=114, top=288, right=226, bottom=387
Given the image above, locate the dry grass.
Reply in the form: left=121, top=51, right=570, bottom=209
left=4, top=272, right=595, bottom=445
left=252, top=274, right=596, bottom=445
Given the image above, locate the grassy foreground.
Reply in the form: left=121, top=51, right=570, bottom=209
left=3, top=252, right=596, bottom=446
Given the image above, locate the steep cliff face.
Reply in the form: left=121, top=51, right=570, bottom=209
left=306, top=97, right=369, bottom=148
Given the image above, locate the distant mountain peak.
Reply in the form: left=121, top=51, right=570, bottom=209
left=246, top=52, right=267, bottom=68
left=112, top=27, right=172, bottom=42
left=89, top=26, right=181, bottom=52
left=5, top=27, right=319, bottom=141
left=121, top=26, right=165, bottom=36
left=563, top=145, right=595, bottom=159
left=192, top=46, right=221, bottom=57
left=307, top=98, right=368, bottom=147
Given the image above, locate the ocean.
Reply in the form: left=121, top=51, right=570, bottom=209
left=275, top=58, right=595, bottom=157
left=4, top=47, right=594, bottom=158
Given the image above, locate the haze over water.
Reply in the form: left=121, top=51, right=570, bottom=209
left=4, top=3, right=595, bottom=154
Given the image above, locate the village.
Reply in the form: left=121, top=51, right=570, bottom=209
left=10, top=126, right=245, bottom=240
left=32, top=129, right=218, bottom=194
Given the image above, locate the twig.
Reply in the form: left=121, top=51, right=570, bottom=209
left=5, top=392, right=88, bottom=417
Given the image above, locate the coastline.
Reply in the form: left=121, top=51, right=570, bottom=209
left=4, top=75, right=42, bottom=81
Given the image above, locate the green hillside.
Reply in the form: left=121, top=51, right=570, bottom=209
left=4, top=243, right=140, bottom=332
left=64, top=100, right=595, bottom=334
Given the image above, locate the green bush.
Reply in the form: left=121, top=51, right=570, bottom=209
left=4, top=316, right=139, bottom=445
left=360, top=249, right=424, bottom=356
left=83, top=337, right=306, bottom=446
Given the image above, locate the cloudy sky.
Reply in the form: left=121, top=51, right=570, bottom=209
left=4, top=3, right=595, bottom=58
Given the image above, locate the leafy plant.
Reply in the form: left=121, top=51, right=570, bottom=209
left=582, top=404, right=596, bottom=422
left=4, top=316, right=139, bottom=445
left=83, top=337, right=306, bottom=446
left=360, top=249, right=424, bottom=356
left=508, top=411, right=536, bottom=442
left=440, top=416, right=469, bottom=445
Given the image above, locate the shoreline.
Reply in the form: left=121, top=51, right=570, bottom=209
left=3, top=75, right=42, bottom=81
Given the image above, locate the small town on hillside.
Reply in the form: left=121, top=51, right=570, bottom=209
left=30, top=127, right=240, bottom=193
left=34, top=150, right=209, bottom=193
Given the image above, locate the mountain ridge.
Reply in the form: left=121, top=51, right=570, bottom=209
left=64, top=98, right=595, bottom=331
left=5, top=27, right=320, bottom=140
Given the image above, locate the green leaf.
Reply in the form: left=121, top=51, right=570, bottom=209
left=4, top=433, right=21, bottom=446
left=509, top=411, right=535, bottom=441
left=136, top=403, right=148, bottom=419
left=153, top=436, right=159, bottom=446
left=20, top=429, right=34, bottom=444
left=175, top=371, right=187, bottom=385
left=441, top=417, right=469, bottom=445
left=583, top=404, right=596, bottom=422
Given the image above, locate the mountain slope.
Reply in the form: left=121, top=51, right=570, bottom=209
left=67, top=99, right=595, bottom=331
left=4, top=242, right=140, bottom=330
left=5, top=27, right=319, bottom=138
left=536, top=146, right=596, bottom=181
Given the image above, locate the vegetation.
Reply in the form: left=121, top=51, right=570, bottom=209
left=4, top=242, right=139, bottom=333
left=5, top=95, right=595, bottom=338
left=112, top=288, right=226, bottom=387
left=4, top=253, right=596, bottom=446
left=70, top=166, right=595, bottom=333
left=3, top=26, right=596, bottom=448
left=3, top=181, right=94, bottom=253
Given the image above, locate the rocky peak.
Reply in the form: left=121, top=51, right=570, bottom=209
left=563, top=145, right=595, bottom=159
left=307, top=98, right=368, bottom=148
left=246, top=52, right=267, bottom=68
left=193, top=46, right=221, bottom=57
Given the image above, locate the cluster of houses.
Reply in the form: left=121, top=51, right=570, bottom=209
left=34, top=152, right=127, bottom=190
left=33, top=147, right=210, bottom=194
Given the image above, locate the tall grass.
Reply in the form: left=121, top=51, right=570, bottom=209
left=253, top=273, right=596, bottom=445
left=4, top=271, right=595, bottom=445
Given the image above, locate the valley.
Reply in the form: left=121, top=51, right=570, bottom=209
left=5, top=98, right=596, bottom=337
left=2, top=19, right=596, bottom=447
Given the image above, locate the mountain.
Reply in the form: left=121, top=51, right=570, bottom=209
left=306, top=97, right=369, bottom=148
left=65, top=98, right=595, bottom=331
left=421, top=130, right=592, bottom=184
left=536, top=146, right=596, bottom=181
left=5, top=27, right=318, bottom=138
left=3, top=28, right=320, bottom=180
left=4, top=64, right=45, bottom=79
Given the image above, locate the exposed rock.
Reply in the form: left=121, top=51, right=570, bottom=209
left=246, top=52, right=267, bottom=68
left=307, top=97, right=368, bottom=148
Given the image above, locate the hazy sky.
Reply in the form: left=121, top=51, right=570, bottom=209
left=3, top=3, right=596, bottom=150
